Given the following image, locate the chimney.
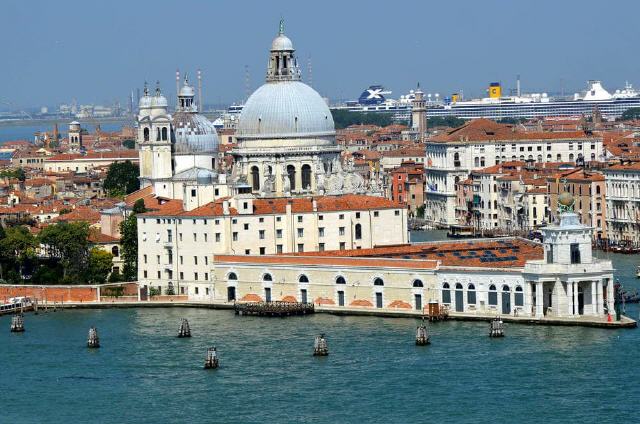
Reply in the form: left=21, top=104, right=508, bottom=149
left=312, top=199, right=317, bottom=212
left=223, top=200, right=230, bottom=215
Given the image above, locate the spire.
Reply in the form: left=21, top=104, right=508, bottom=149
left=143, top=81, right=149, bottom=96
left=155, top=80, right=161, bottom=96
left=279, top=18, right=284, bottom=35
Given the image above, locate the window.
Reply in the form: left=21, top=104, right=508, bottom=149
left=259, top=230, right=265, bottom=239
left=194, top=256, right=198, bottom=265
left=179, top=233, right=183, bottom=241
left=259, top=217, right=264, bottom=223
left=244, top=223, right=249, bottom=230
left=319, top=215, right=324, bottom=221
left=204, top=256, right=208, bottom=265
left=143, top=254, right=147, bottom=264
left=180, top=256, right=183, bottom=265
left=232, top=232, right=238, bottom=241
left=287, top=165, right=296, bottom=191
left=374, top=278, right=384, bottom=286
left=339, top=242, right=346, bottom=250
left=297, top=216, right=303, bottom=223
left=245, top=249, right=250, bottom=255
left=215, top=233, right=221, bottom=242
left=260, top=247, right=266, bottom=255
left=488, top=285, right=498, bottom=306
left=319, top=243, right=325, bottom=251
left=193, top=233, right=197, bottom=242
left=157, top=271, right=161, bottom=279
left=339, top=214, right=344, bottom=220
left=318, top=227, right=324, bottom=237
left=412, top=279, right=423, bottom=288
left=339, top=227, right=345, bottom=236
left=374, top=211, right=379, bottom=217
left=297, top=228, right=304, bottom=237
left=251, top=166, right=260, bottom=191
left=570, top=243, right=581, bottom=264
left=515, top=286, right=524, bottom=307
left=336, top=276, right=346, bottom=284
left=297, top=243, right=304, bottom=252
left=299, top=275, right=309, bottom=283
left=467, top=283, right=476, bottom=304
left=356, top=212, right=360, bottom=219
left=263, top=273, right=273, bottom=282
left=191, top=189, right=197, bottom=197
left=395, top=210, right=400, bottom=216
left=194, top=272, right=198, bottom=281
left=355, top=223, right=362, bottom=240
left=276, top=229, right=283, bottom=239
left=156, top=255, right=160, bottom=264
left=276, top=217, right=282, bottom=222
left=442, top=283, right=451, bottom=304
left=228, top=272, right=237, bottom=281
left=195, top=287, right=199, bottom=295
left=276, top=244, right=283, bottom=253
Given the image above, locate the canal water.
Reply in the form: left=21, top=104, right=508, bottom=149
left=1, top=241, right=639, bottom=424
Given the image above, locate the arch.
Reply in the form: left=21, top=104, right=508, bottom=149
left=455, top=283, right=463, bottom=290
left=301, top=164, right=312, bottom=190
left=467, top=283, right=476, bottom=304
left=287, top=165, right=296, bottom=191
left=335, top=276, right=346, bottom=285
left=227, top=272, right=237, bottom=281
left=488, top=284, right=498, bottom=306
left=111, top=246, right=119, bottom=257
left=502, top=285, right=510, bottom=292
left=515, top=285, right=524, bottom=306
left=412, top=279, right=423, bottom=288
left=355, top=223, right=362, bottom=240
left=143, top=127, right=149, bottom=142
left=262, top=273, right=273, bottom=282
left=373, top=277, right=384, bottom=286
left=161, top=127, right=168, bottom=141
left=442, top=282, right=451, bottom=304
left=298, top=274, right=309, bottom=283
left=251, top=166, right=260, bottom=191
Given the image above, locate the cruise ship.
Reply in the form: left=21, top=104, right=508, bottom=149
left=428, top=80, right=640, bottom=120
left=333, top=81, right=640, bottom=121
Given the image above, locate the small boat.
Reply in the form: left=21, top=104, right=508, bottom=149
left=636, top=265, right=640, bottom=278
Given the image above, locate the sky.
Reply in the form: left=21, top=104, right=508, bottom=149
left=2, top=0, right=640, bottom=109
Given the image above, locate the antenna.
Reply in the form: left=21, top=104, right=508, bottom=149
left=176, top=69, right=180, bottom=101
left=197, top=69, right=203, bottom=112
left=516, top=74, right=521, bottom=97
left=307, top=56, right=313, bottom=87
left=244, top=65, right=250, bottom=103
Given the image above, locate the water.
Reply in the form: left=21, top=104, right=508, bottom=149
left=1, top=239, right=639, bottom=424
left=0, top=121, right=131, bottom=143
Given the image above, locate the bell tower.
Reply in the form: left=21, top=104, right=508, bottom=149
left=412, top=83, right=427, bottom=142
left=137, top=82, right=173, bottom=196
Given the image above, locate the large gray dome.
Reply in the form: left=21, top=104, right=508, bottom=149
left=237, top=81, right=335, bottom=139
left=172, top=112, right=219, bottom=154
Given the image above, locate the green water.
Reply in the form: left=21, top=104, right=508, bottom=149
left=1, top=230, right=639, bottom=423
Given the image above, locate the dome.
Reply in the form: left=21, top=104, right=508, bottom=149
left=139, top=95, right=152, bottom=109
left=151, top=94, right=168, bottom=109
left=271, top=34, right=293, bottom=51
left=173, top=112, right=219, bottom=154
left=179, top=84, right=195, bottom=98
left=237, top=81, right=335, bottom=139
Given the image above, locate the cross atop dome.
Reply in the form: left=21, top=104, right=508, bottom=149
left=279, top=18, right=284, bottom=35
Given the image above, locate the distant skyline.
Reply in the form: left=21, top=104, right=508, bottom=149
left=2, top=0, right=640, bottom=109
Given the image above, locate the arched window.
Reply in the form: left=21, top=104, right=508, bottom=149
left=547, top=154, right=552, bottom=161
left=228, top=272, right=237, bottom=281
left=287, top=165, right=296, bottom=191
left=161, top=127, right=168, bottom=141
left=488, top=284, right=498, bottom=306
left=412, top=279, right=423, bottom=288
left=569, top=153, right=574, bottom=161
left=298, top=275, right=309, bottom=283
left=143, top=128, right=149, bottom=142
left=467, top=283, right=476, bottom=304
left=474, top=157, right=479, bottom=167
left=111, top=246, right=119, bottom=257
left=251, top=166, right=260, bottom=191
left=515, top=286, right=524, bottom=306
left=355, top=223, right=362, bottom=240
left=263, top=273, right=273, bottom=282
left=336, top=276, right=346, bottom=285
left=301, top=164, right=312, bottom=190
left=596, top=185, right=601, bottom=194
left=373, top=277, right=384, bottom=286
left=156, top=128, right=161, bottom=141
left=442, top=282, right=451, bottom=304
left=453, top=152, right=460, bottom=166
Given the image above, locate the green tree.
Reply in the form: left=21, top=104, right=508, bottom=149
left=0, top=225, right=37, bottom=279
left=122, top=139, right=136, bottom=149
left=620, top=107, right=640, bottom=121
left=103, top=161, right=140, bottom=197
left=108, top=268, right=124, bottom=283
left=331, top=109, right=395, bottom=129
left=428, top=116, right=467, bottom=128
left=120, top=214, right=138, bottom=281
left=38, top=222, right=90, bottom=281
left=133, top=198, right=147, bottom=214
left=86, top=247, right=114, bottom=284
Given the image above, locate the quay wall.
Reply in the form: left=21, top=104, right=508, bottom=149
left=0, top=283, right=139, bottom=303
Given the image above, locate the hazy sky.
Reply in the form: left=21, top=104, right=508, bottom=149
left=2, top=0, right=639, bottom=108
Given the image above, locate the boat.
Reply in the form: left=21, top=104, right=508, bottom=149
left=0, top=297, right=33, bottom=315
left=636, top=265, right=640, bottom=278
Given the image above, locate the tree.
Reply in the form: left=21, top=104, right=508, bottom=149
left=103, top=161, right=140, bottom=197
left=86, top=247, right=114, bottom=284
left=38, top=222, right=90, bottom=281
left=331, top=109, right=395, bottom=129
left=0, top=225, right=37, bottom=279
left=620, top=108, right=640, bottom=121
left=428, top=116, right=467, bottom=128
left=120, top=214, right=138, bottom=281
left=122, top=139, right=136, bottom=149
left=133, top=198, right=147, bottom=214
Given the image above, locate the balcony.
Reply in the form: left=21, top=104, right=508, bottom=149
left=523, top=259, right=613, bottom=277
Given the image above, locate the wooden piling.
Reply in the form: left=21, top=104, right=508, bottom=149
left=313, top=334, right=329, bottom=356
left=178, top=318, right=191, bottom=338
left=87, top=327, right=100, bottom=348
left=204, top=347, right=219, bottom=369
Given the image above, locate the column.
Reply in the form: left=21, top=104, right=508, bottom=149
left=566, top=280, right=574, bottom=316
left=590, top=281, right=597, bottom=316
left=526, top=282, right=533, bottom=316
left=607, top=280, right=614, bottom=315
left=535, top=281, right=543, bottom=318
left=595, top=280, right=602, bottom=316
left=573, top=282, right=579, bottom=316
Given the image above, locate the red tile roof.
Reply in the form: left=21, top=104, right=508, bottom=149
left=214, top=254, right=438, bottom=270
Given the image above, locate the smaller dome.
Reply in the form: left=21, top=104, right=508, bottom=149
left=558, top=191, right=575, bottom=207
left=179, top=84, right=195, bottom=98
left=151, top=94, right=168, bottom=109
left=69, top=120, right=80, bottom=126
left=139, top=95, right=152, bottom=109
left=173, top=112, right=219, bottom=154
left=271, top=34, right=293, bottom=51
